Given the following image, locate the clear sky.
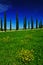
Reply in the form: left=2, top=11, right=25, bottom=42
left=0, top=0, right=43, bottom=29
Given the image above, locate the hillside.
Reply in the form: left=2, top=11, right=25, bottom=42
left=0, top=29, right=43, bottom=65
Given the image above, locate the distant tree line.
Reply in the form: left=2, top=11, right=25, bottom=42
left=0, top=12, right=43, bottom=32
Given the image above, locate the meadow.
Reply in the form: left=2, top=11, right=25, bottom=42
left=0, top=29, right=43, bottom=65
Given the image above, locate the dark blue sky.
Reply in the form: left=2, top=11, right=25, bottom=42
left=0, top=0, right=43, bottom=29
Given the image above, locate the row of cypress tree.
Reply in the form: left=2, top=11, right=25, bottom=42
left=0, top=12, right=43, bottom=32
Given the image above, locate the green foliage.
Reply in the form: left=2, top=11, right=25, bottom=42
left=16, top=48, right=34, bottom=65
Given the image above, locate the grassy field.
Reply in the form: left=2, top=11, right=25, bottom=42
left=0, top=29, right=43, bottom=65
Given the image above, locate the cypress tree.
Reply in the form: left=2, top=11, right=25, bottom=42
left=4, top=12, right=6, bottom=32
left=1, top=18, right=3, bottom=31
left=0, top=19, right=1, bottom=30
left=23, top=16, right=26, bottom=29
left=28, top=21, right=30, bottom=29
left=16, top=13, right=19, bottom=30
left=39, top=22, right=40, bottom=28
left=10, top=19, right=12, bottom=31
left=36, top=19, right=38, bottom=29
left=31, top=16, right=34, bottom=29
left=39, top=20, right=42, bottom=28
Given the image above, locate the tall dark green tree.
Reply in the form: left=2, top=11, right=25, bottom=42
left=4, top=12, right=6, bottom=32
left=31, top=16, right=34, bottom=29
left=0, top=18, right=1, bottom=30
left=16, top=13, right=19, bottom=30
left=39, top=20, right=42, bottom=28
left=28, top=21, right=30, bottom=29
left=23, top=16, right=26, bottom=29
left=10, top=19, right=12, bottom=31
left=36, top=19, right=38, bottom=29
left=1, top=18, right=3, bottom=31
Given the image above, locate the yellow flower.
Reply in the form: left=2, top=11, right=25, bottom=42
left=17, top=48, right=34, bottom=64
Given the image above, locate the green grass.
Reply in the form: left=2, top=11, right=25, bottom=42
left=0, top=29, right=43, bottom=65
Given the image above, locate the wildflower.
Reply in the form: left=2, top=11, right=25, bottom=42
left=16, top=49, right=34, bottom=64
